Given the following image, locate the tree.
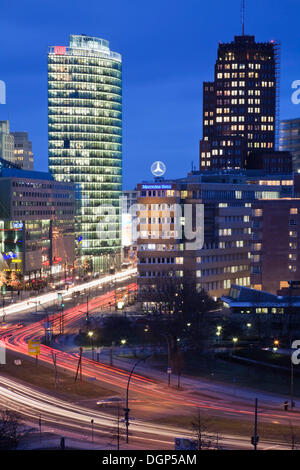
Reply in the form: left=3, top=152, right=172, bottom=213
left=0, top=272, right=6, bottom=288
left=146, top=279, right=216, bottom=366
left=109, top=404, right=126, bottom=449
left=0, top=409, right=26, bottom=450
left=284, top=421, right=300, bottom=450
left=83, top=257, right=92, bottom=275
left=191, top=409, right=222, bottom=450
left=100, top=316, right=133, bottom=345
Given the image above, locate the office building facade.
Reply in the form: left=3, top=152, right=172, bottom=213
left=0, top=168, right=75, bottom=283
left=11, top=132, right=34, bottom=170
left=122, top=190, right=138, bottom=244
left=0, top=121, right=15, bottom=165
left=48, top=34, right=122, bottom=273
left=136, top=172, right=289, bottom=309
left=200, top=35, right=278, bottom=171
left=251, top=198, right=300, bottom=294
left=280, top=118, right=300, bottom=172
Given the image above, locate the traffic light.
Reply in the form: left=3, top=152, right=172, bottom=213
left=251, top=436, right=259, bottom=446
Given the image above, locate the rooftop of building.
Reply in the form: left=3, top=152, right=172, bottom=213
left=139, top=169, right=294, bottom=187
left=0, top=167, right=53, bottom=181
left=48, top=34, right=121, bottom=62
left=222, top=284, right=300, bottom=308
left=281, top=117, right=300, bottom=124
left=218, top=34, right=276, bottom=50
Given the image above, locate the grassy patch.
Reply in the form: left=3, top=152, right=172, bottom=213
left=150, top=410, right=300, bottom=445
left=149, top=350, right=300, bottom=398
left=0, top=350, right=116, bottom=401
left=235, top=348, right=291, bottom=367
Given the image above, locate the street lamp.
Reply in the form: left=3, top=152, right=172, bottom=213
left=232, top=337, right=238, bottom=355
left=88, top=331, right=94, bottom=360
left=121, top=339, right=127, bottom=346
left=124, top=355, right=151, bottom=444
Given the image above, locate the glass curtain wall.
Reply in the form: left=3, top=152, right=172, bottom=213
left=48, top=35, right=122, bottom=273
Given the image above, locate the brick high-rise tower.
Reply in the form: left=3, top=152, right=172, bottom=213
left=200, top=35, right=279, bottom=171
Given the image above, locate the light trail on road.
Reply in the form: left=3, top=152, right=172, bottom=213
left=0, top=375, right=289, bottom=450
left=0, top=271, right=298, bottom=449
left=2, top=268, right=137, bottom=317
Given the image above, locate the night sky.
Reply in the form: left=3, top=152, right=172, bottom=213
left=0, top=0, right=299, bottom=188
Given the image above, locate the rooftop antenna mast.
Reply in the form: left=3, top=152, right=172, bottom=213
left=241, top=0, right=245, bottom=35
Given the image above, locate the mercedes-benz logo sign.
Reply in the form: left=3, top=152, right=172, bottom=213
left=151, top=161, right=166, bottom=177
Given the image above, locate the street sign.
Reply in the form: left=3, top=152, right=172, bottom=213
left=167, top=367, right=172, bottom=374
left=28, top=340, right=40, bottom=356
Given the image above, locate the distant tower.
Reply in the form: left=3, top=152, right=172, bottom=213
left=11, top=132, right=34, bottom=170
left=0, top=121, right=15, bottom=164
left=199, top=34, right=277, bottom=171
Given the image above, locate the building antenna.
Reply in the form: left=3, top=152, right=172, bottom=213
left=241, top=0, right=245, bottom=36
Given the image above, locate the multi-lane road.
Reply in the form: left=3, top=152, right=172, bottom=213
left=0, top=269, right=298, bottom=449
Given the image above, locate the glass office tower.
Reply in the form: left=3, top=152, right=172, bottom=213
left=280, top=118, right=300, bottom=172
left=48, top=35, right=122, bottom=273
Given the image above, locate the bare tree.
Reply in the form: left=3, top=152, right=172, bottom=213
left=109, top=405, right=126, bottom=449
left=147, top=278, right=216, bottom=365
left=0, top=409, right=26, bottom=450
left=284, top=421, right=300, bottom=450
left=191, top=409, right=222, bottom=450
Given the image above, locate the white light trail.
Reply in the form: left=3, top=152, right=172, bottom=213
left=2, top=268, right=137, bottom=317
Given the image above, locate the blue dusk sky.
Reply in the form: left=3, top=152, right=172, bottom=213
left=0, top=0, right=299, bottom=188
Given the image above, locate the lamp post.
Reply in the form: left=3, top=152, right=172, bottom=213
left=232, top=337, right=238, bottom=355
left=39, top=304, right=52, bottom=344
left=216, top=325, right=222, bottom=343
left=86, top=295, right=89, bottom=323
left=88, top=331, right=94, bottom=360
left=124, top=355, right=151, bottom=444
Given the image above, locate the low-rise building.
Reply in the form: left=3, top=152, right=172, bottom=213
left=0, top=167, right=75, bottom=284
left=222, top=284, right=300, bottom=315
left=251, top=198, right=300, bottom=294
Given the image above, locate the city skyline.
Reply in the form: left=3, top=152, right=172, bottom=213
left=1, top=0, right=300, bottom=455
left=0, top=0, right=300, bottom=188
